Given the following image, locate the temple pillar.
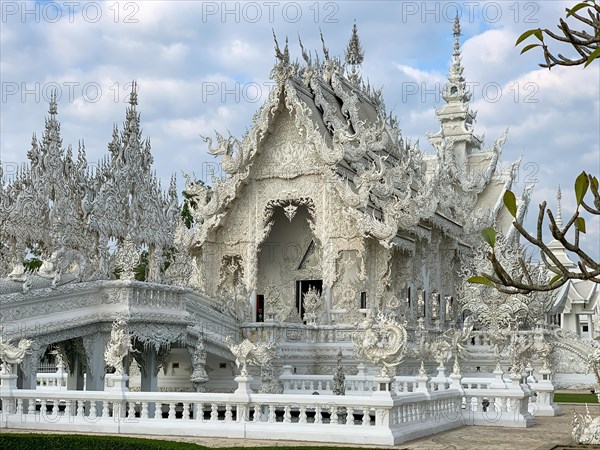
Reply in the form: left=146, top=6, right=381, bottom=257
left=140, top=346, right=159, bottom=417
left=140, top=347, right=158, bottom=392
left=83, top=332, right=107, bottom=391
left=18, top=341, right=46, bottom=390
left=67, top=352, right=85, bottom=390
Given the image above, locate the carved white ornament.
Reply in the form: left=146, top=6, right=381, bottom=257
left=104, top=317, right=134, bottom=376
left=0, top=332, right=32, bottom=373
left=352, top=311, right=408, bottom=377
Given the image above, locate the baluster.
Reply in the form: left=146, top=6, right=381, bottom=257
left=64, top=399, right=72, bottom=417
left=27, top=398, right=36, bottom=415
left=51, top=399, right=58, bottom=416
left=268, top=404, right=276, bottom=423
left=330, top=405, right=338, bottom=424
left=210, top=403, right=218, bottom=421
left=225, top=403, right=232, bottom=422
left=194, top=403, right=202, bottom=421
left=253, top=405, right=262, bottom=422
left=140, top=402, right=149, bottom=419
left=283, top=405, right=291, bottom=423
left=362, top=406, right=370, bottom=426
left=168, top=403, right=176, bottom=420
left=16, top=399, right=23, bottom=415
left=128, top=401, right=136, bottom=419
left=299, top=405, right=307, bottom=424
left=154, top=403, right=163, bottom=419
left=183, top=402, right=191, bottom=420
left=76, top=400, right=84, bottom=418
left=89, top=401, right=97, bottom=419
left=102, top=401, right=110, bottom=418
left=314, top=404, right=321, bottom=424
left=345, top=406, right=354, bottom=425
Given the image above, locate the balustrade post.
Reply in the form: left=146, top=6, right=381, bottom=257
left=490, top=364, right=507, bottom=389
left=356, top=364, right=367, bottom=394
left=530, top=367, right=560, bottom=416
left=0, top=369, right=18, bottom=416
left=279, top=365, right=293, bottom=392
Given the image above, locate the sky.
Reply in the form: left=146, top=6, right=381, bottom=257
left=1, top=0, right=599, bottom=259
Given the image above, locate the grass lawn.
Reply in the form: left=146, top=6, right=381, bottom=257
left=553, top=392, right=599, bottom=403
left=0, top=433, right=401, bottom=449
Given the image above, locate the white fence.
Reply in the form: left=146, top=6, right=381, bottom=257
left=280, top=365, right=559, bottom=418
left=2, top=359, right=559, bottom=446
left=0, top=382, right=533, bottom=445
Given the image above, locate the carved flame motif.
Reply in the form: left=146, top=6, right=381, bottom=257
left=0, top=332, right=32, bottom=373
left=352, top=311, right=408, bottom=377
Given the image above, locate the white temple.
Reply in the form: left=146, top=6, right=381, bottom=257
left=0, top=20, right=597, bottom=445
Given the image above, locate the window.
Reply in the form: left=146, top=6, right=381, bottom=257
left=360, top=291, right=367, bottom=309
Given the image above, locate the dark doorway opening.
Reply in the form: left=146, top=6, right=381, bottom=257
left=296, top=279, right=322, bottom=322
left=256, top=294, right=264, bottom=322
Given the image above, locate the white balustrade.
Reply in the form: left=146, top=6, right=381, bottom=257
left=0, top=386, right=472, bottom=445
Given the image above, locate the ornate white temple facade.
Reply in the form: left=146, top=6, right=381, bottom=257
left=0, top=20, right=596, bottom=445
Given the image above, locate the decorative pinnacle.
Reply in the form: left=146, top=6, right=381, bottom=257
left=556, top=185, right=563, bottom=228
left=272, top=30, right=289, bottom=64
left=129, top=80, right=138, bottom=106
left=48, top=90, right=58, bottom=116
left=345, top=22, right=364, bottom=66
left=452, top=14, right=462, bottom=64
left=320, top=28, right=330, bottom=61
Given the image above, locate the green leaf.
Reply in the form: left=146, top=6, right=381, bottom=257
left=503, top=190, right=518, bottom=218
left=575, top=171, right=590, bottom=205
left=590, top=176, right=599, bottom=196
left=468, top=276, right=495, bottom=286
left=481, top=227, right=497, bottom=249
left=584, top=46, right=600, bottom=67
left=549, top=274, right=562, bottom=285
left=576, top=217, right=586, bottom=233
left=567, top=2, right=591, bottom=17
left=515, top=29, right=543, bottom=46
left=520, top=43, right=541, bottom=55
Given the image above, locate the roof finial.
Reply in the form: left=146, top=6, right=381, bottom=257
left=556, top=185, right=563, bottom=229
left=453, top=14, right=461, bottom=55
left=129, top=80, right=138, bottom=106
left=298, top=33, right=310, bottom=65
left=345, top=21, right=364, bottom=85
left=272, top=30, right=289, bottom=64
left=48, top=89, right=58, bottom=117
left=451, top=15, right=462, bottom=74
left=320, top=28, right=330, bottom=61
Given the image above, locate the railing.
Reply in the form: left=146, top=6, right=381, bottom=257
left=281, top=368, right=433, bottom=396
left=36, top=372, right=68, bottom=390
left=0, top=385, right=466, bottom=445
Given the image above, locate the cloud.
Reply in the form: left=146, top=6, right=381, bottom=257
left=1, top=1, right=597, bottom=256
